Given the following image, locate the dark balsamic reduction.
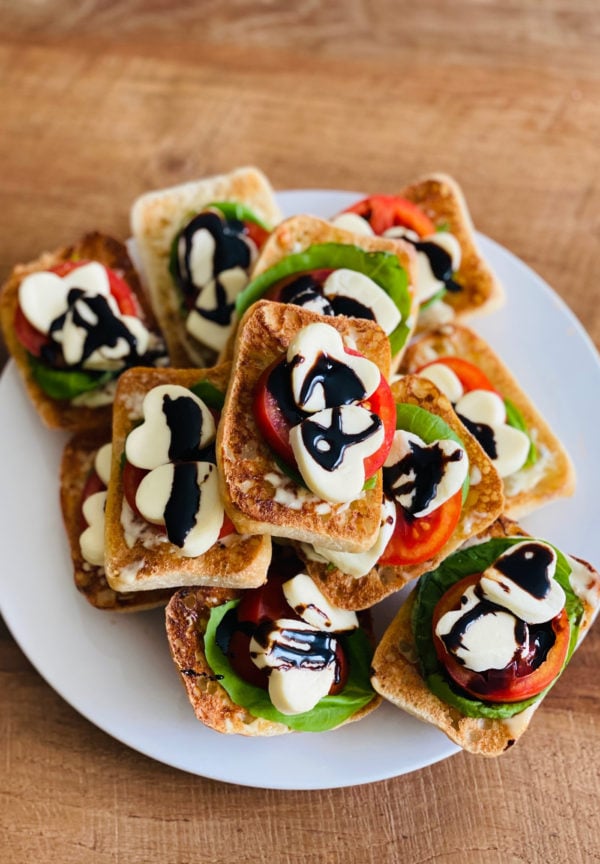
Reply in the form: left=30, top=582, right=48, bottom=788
left=163, top=394, right=205, bottom=461
left=294, top=352, right=370, bottom=409
left=49, top=288, right=140, bottom=365
left=277, top=271, right=376, bottom=321
left=301, top=407, right=382, bottom=472
left=174, top=210, right=252, bottom=326
left=457, top=413, right=498, bottom=459
left=266, top=360, right=308, bottom=427
left=494, top=542, right=555, bottom=599
left=164, top=463, right=201, bottom=548
left=252, top=620, right=337, bottom=672
left=383, top=439, right=463, bottom=517
left=404, top=237, right=461, bottom=294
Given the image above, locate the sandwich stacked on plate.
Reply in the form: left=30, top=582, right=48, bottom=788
left=2, top=166, right=597, bottom=750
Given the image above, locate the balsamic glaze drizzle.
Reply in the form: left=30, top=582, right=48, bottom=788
left=494, top=542, right=555, bottom=600
left=163, top=394, right=205, bottom=462
left=383, top=439, right=463, bottom=517
left=457, top=413, right=498, bottom=460
left=301, top=407, right=382, bottom=472
left=164, top=463, right=201, bottom=548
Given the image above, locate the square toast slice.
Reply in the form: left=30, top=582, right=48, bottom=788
left=104, top=363, right=272, bottom=592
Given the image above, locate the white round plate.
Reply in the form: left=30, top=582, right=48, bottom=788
left=1, top=189, right=599, bottom=790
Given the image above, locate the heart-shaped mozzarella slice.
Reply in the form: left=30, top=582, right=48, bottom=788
left=289, top=404, right=384, bottom=503
left=125, top=384, right=216, bottom=470
left=282, top=573, right=359, bottom=631
left=186, top=266, right=246, bottom=352
left=492, top=424, right=531, bottom=478
left=94, top=443, right=112, bottom=487
left=79, top=490, right=107, bottom=567
left=418, top=363, right=464, bottom=404
left=18, top=261, right=111, bottom=334
left=135, top=461, right=223, bottom=557
left=330, top=212, right=375, bottom=235
left=322, top=269, right=401, bottom=335
left=455, top=390, right=506, bottom=426
left=287, top=322, right=381, bottom=414
left=383, top=429, right=468, bottom=518
left=480, top=541, right=566, bottom=624
left=455, top=390, right=530, bottom=477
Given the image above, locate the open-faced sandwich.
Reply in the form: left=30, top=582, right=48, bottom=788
left=217, top=300, right=395, bottom=553
left=401, top=323, right=575, bottom=518
left=130, top=166, right=282, bottom=367
left=0, top=231, right=167, bottom=431
left=230, top=213, right=418, bottom=370
left=165, top=545, right=381, bottom=735
left=371, top=517, right=600, bottom=755
left=299, top=374, right=504, bottom=610
left=331, top=173, right=504, bottom=331
left=60, top=431, right=174, bottom=611
left=104, top=363, right=272, bottom=592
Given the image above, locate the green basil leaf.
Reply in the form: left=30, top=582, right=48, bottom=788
left=394, top=402, right=470, bottom=503
left=235, top=243, right=412, bottom=356
left=29, top=355, right=114, bottom=400
left=204, top=600, right=377, bottom=732
left=206, top=201, right=272, bottom=231
left=504, top=397, right=538, bottom=467
left=189, top=379, right=225, bottom=410
left=412, top=538, right=583, bottom=719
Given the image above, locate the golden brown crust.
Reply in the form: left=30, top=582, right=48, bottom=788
left=302, top=375, right=505, bottom=610
left=165, top=583, right=381, bottom=736
left=399, top=173, right=505, bottom=324
left=220, top=213, right=419, bottom=368
left=370, top=517, right=600, bottom=756
left=130, top=166, right=282, bottom=367
left=104, top=363, right=272, bottom=592
left=216, top=300, right=391, bottom=553
left=60, top=431, right=174, bottom=612
left=0, top=231, right=162, bottom=433
left=401, top=323, right=576, bottom=518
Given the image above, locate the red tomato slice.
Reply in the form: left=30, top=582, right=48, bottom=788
left=253, top=350, right=395, bottom=480
left=81, top=469, right=107, bottom=503
left=418, top=356, right=497, bottom=394
left=13, top=303, right=50, bottom=357
left=244, top=220, right=270, bottom=250
left=378, top=489, right=463, bottom=567
left=343, top=194, right=435, bottom=238
left=431, top=573, right=570, bottom=702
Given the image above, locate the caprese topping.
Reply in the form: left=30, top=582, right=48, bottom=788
left=417, top=357, right=535, bottom=477
left=236, top=242, right=413, bottom=357
left=333, top=194, right=462, bottom=307
left=15, top=260, right=165, bottom=401
left=253, top=322, right=396, bottom=504
left=432, top=541, right=571, bottom=703
left=216, top=561, right=359, bottom=716
left=169, top=202, right=271, bottom=352
left=79, top=442, right=112, bottom=567
left=377, top=404, right=469, bottom=567
left=123, top=382, right=232, bottom=556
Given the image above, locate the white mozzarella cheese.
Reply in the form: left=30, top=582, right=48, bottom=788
left=186, top=227, right=215, bottom=288
left=456, top=390, right=506, bottom=427
left=289, top=404, right=384, bottom=503
left=134, top=461, right=224, bottom=557
left=266, top=666, right=336, bottom=715
left=321, top=269, right=401, bottom=335
left=384, top=429, right=468, bottom=518
left=383, top=228, right=462, bottom=303
left=94, top=442, right=112, bottom=487
left=417, top=363, right=464, bottom=404
left=125, top=384, right=215, bottom=471
left=330, top=212, right=375, bottom=236
left=79, top=490, right=107, bottom=567
left=311, top=498, right=397, bottom=577
left=455, top=389, right=530, bottom=478
left=186, top=266, right=247, bottom=352
left=250, top=617, right=337, bottom=715
left=480, top=541, right=566, bottom=624
left=18, top=262, right=111, bottom=334
left=287, top=322, right=381, bottom=413
left=282, top=573, right=359, bottom=631
left=435, top=584, right=523, bottom=672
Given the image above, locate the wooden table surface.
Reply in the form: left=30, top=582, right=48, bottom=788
left=1, top=3, right=599, bottom=862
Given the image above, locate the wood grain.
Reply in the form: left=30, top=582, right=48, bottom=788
left=1, top=3, right=600, bottom=862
